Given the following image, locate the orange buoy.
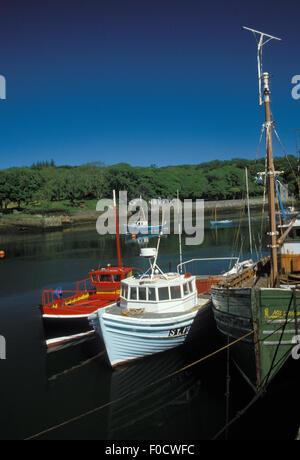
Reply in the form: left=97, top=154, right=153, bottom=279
left=131, top=235, right=136, bottom=240
left=0, top=250, right=5, bottom=259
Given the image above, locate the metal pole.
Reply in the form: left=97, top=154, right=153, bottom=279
left=177, top=190, right=183, bottom=274
left=113, top=190, right=122, bottom=268
left=263, top=73, right=278, bottom=287
left=245, top=167, right=253, bottom=256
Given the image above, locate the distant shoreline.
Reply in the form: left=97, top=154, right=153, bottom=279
left=0, top=197, right=296, bottom=234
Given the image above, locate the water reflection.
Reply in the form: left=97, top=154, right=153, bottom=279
left=3, top=211, right=296, bottom=440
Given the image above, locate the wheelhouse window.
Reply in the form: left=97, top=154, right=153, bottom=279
left=113, top=274, right=121, bottom=282
left=121, top=284, right=128, bottom=299
left=158, top=287, right=169, bottom=301
left=183, top=283, right=189, bottom=296
left=139, top=287, right=147, bottom=301
left=171, top=285, right=181, bottom=299
left=130, top=287, right=138, bottom=300
left=148, top=287, right=157, bottom=302
left=92, top=274, right=98, bottom=283
left=189, top=280, right=194, bottom=293
left=99, top=274, right=112, bottom=282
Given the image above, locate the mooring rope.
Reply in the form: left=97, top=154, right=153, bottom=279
left=25, top=330, right=254, bottom=440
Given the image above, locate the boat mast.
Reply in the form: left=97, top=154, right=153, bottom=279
left=245, top=167, right=253, bottom=256
left=113, top=190, right=122, bottom=267
left=243, top=27, right=282, bottom=287
left=262, top=72, right=278, bottom=286
left=177, top=190, right=183, bottom=273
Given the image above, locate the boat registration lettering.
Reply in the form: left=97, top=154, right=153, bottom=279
left=169, top=326, right=190, bottom=337
left=264, top=308, right=300, bottom=320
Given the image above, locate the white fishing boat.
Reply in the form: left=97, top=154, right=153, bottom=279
left=89, top=242, right=211, bottom=367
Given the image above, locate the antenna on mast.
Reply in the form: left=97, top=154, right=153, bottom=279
left=242, top=26, right=282, bottom=106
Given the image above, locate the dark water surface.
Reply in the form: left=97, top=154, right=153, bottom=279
left=0, top=213, right=299, bottom=440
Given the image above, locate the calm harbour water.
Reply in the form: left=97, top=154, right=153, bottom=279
left=0, top=212, right=299, bottom=440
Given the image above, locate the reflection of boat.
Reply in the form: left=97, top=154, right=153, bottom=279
left=41, top=191, right=138, bottom=349
left=46, top=333, right=105, bottom=381
left=210, top=220, right=233, bottom=227
left=107, top=347, right=202, bottom=440
left=89, top=242, right=212, bottom=367
left=211, top=28, right=300, bottom=393
left=125, top=232, right=166, bottom=246
left=210, top=206, right=233, bottom=227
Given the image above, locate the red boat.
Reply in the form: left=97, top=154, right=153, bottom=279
left=41, top=191, right=139, bottom=349
left=42, top=265, right=134, bottom=347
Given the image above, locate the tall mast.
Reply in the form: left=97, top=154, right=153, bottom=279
left=245, top=167, right=253, bottom=256
left=262, top=72, right=278, bottom=286
left=177, top=190, right=183, bottom=273
left=242, top=27, right=282, bottom=287
left=113, top=190, right=122, bottom=267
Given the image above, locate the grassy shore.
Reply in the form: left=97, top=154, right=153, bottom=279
left=0, top=197, right=296, bottom=234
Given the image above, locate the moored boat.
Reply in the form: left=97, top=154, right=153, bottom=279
left=89, top=245, right=212, bottom=367
left=41, top=264, right=134, bottom=346
left=211, top=27, right=300, bottom=393
left=127, top=196, right=167, bottom=235
left=40, top=190, right=139, bottom=348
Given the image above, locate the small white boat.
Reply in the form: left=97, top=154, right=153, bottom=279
left=127, top=196, right=167, bottom=234
left=89, top=246, right=211, bottom=367
left=127, top=220, right=165, bottom=234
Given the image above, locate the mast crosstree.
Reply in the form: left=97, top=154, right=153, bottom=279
left=242, top=26, right=282, bottom=106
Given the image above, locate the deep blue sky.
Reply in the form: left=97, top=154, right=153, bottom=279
left=0, top=0, right=300, bottom=169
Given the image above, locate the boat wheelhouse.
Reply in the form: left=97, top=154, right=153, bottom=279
left=279, top=219, right=300, bottom=279
left=42, top=265, right=133, bottom=320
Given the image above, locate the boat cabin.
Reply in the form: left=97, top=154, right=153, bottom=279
left=120, top=272, right=198, bottom=314
left=279, top=220, right=300, bottom=274
left=89, top=266, right=133, bottom=296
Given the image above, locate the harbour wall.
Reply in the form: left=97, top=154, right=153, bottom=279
left=0, top=197, right=296, bottom=234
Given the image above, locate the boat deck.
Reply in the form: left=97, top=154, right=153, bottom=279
left=43, top=296, right=114, bottom=316
left=104, top=295, right=211, bottom=319
left=243, top=275, right=270, bottom=288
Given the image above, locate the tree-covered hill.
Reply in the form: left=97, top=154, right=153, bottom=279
left=0, top=156, right=298, bottom=211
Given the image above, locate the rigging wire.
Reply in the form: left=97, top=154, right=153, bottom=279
left=24, top=330, right=254, bottom=440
